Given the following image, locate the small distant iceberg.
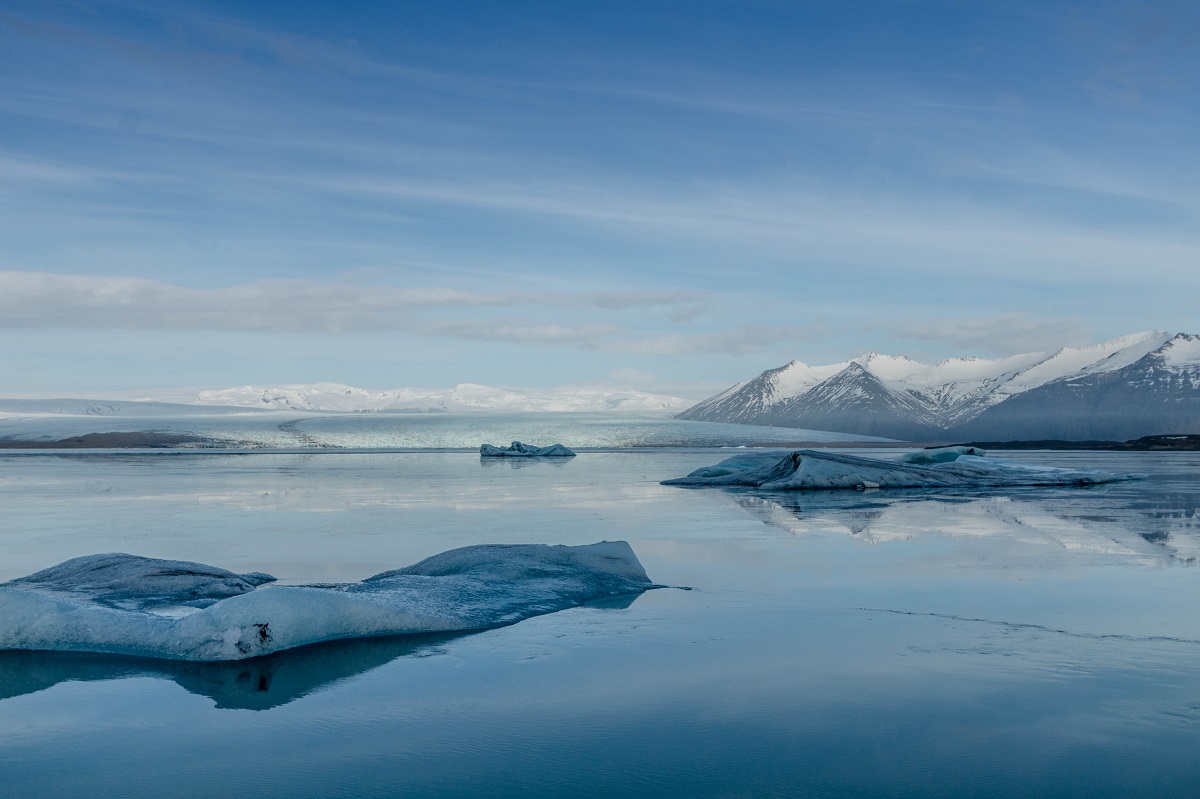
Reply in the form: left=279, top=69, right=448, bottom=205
left=0, top=543, right=653, bottom=662
left=480, top=441, right=576, bottom=457
left=894, top=445, right=987, bottom=464
left=663, top=447, right=1141, bottom=490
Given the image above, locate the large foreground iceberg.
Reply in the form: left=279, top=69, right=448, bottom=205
left=480, top=441, right=576, bottom=457
left=0, top=542, right=653, bottom=662
left=663, top=447, right=1141, bottom=490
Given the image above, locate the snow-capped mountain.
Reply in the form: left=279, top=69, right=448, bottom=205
left=678, top=331, right=1200, bottom=441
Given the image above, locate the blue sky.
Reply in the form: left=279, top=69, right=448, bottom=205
left=1, top=0, right=1197, bottom=397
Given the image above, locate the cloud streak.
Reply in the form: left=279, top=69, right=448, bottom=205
left=602, top=324, right=830, bottom=357
left=880, top=313, right=1092, bottom=356
left=4, top=1, right=1199, bottom=301
left=1, top=2, right=1197, bottom=393
left=0, top=272, right=703, bottom=332
left=0, top=271, right=778, bottom=359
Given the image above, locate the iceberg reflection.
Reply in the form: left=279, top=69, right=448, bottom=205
left=0, top=593, right=645, bottom=710
left=0, top=631, right=469, bottom=710
left=732, top=481, right=1200, bottom=564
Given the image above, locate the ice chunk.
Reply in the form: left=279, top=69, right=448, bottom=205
left=0, top=542, right=652, bottom=662
left=663, top=449, right=1141, bottom=490
left=480, top=441, right=576, bottom=457
left=897, top=445, right=986, bottom=464
left=7, top=553, right=275, bottom=611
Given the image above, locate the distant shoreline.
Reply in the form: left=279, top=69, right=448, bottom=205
left=2, top=431, right=1197, bottom=451
left=706, top=432, right=1200, bottom=454
left=0, top=432, right=221, bottom=449
left=748, top=435, right=1200, bottom=451
left=951, top=435, right=1200, bottom=451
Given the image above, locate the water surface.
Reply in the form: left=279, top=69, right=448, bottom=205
left=2, top=447, right=1199, bottom=797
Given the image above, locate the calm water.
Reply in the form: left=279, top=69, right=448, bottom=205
left=2, top=442, right=1199, bottom=797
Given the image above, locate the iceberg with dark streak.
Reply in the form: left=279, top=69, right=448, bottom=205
left=480, top=441, right=576, bottom=457
left=663, top=447, right=1142, bottom=490
left=0, top=542, right=652, bottom=662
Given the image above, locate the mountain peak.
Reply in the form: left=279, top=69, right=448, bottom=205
left=1156, top=333, right=1200, bottom=368
left=855, top=352, right=915, bottom=365
left=676, top=331, right=1199, bottom=440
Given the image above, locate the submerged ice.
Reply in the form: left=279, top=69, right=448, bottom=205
left=0, top=542, right=653, bottom=662
left=480, top=441, right=576, bottom=457
left=664, top=447, right=1141, bottom=490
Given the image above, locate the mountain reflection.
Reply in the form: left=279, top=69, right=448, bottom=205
left=732, top=481, right=1200, bottom=564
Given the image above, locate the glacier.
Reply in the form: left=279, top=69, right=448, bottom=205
left=191, top=382, right=689, bottom=413
left=663, top=448, right=1141, bottom=490
left=0, top=543, right=653, bottom=661
left=480, top=441, right=577, bottom=457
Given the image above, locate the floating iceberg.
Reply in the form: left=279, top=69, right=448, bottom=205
left=895, top=445, right=987, bottom=464
left=0, top=542, right=653, bottom=662
left=663, top=448, right=1141, bottom=490
left=480, top=441, right=576, bottom=457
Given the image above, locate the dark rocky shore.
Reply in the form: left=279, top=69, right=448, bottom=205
left=743, top=435, right=1200, bottom=451
left=955, top=434, right=1200, bottom=451
left=0, top=432, right=221, bottom=449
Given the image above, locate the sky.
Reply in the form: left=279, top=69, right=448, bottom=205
left=1, top=0, right=1198, bottom=398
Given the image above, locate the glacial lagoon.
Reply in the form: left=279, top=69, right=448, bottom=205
left=1, top=414, right=1199, bottom=797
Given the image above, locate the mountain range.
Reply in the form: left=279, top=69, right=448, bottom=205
left=677, top=331, right=1200, bottom=441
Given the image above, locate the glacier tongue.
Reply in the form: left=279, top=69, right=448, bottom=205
left=191, top=382, right=689, bottom=413
left=663, top=449, right=1141, bottom=490
left=0, top=543, right=653, bottom=662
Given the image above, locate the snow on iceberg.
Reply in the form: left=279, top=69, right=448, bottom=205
left=7, top=553, right=277, bottom=611
left=663, top=448, right=1141, bottom=490
left=895, top=445, right=987, bottom=464
left=0, top=542, right=653, bottom=662
left=480, top=441, right=576, bottom=457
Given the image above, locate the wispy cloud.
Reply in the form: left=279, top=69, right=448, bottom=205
left=880, top=313, right=1092, bottom=356
left=0, top=272, right=700, bottom=332
left=299, top=171, right=1200, bottom=286
left=603, top=324, right=830, bottom=357
left=421, top=320, right=625, bottom=347
left=4, top=2, right=1199, bottom=296
left=0, top=272, right=497, bottom=331
left=0, top=153, right=105, bottom=184
left=1, top=1, right=1197, bottom=393
left=0, top=271, right=782, bottom=359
